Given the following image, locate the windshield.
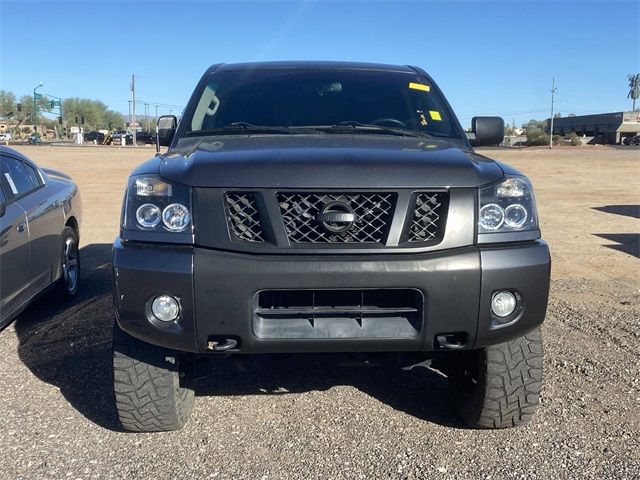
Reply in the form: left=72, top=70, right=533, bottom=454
left=185, top=69, right=462, bottom=139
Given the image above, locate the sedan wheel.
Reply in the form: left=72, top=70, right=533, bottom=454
left=59, top=226, right=80, bottom=296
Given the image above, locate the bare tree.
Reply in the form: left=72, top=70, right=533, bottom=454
left=628, top=73, right=640, bottom=112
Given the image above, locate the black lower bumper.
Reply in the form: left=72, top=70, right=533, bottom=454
left=113, top=239, right=550, bottom=354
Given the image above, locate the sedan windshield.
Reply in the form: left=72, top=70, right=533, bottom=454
left=185, top=69, right=462, bottom=139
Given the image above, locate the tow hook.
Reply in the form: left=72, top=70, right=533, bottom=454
left=435, top=333, right=467, bottom=350
left=207, top=338, right=238, bottom=351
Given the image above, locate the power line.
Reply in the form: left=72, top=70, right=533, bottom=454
left=136, top=98, right=184, bottom=110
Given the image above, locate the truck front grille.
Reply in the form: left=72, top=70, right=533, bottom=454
left=277, top=192, right=395, bottom=244
left=222, top=190, right=448, bottom=249
left=224, top=192, right=265, bottom=242
left=408, top=192, right=446, bottom=243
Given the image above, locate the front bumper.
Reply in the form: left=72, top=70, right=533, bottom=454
left=113, top=238, right=550, bottom=354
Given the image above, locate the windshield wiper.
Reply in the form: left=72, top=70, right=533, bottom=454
left=185, top=123, right=298, bottom=136
left=314, top=121, right=434, bottom=138
left=224, top=122, right=291, bottom=131
left=186, top=121, right=435, bottom=138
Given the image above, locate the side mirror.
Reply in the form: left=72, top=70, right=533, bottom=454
left=0, top=202, right=5, bottom=218
left=470, top=116, right=505, bottom=147
left=156, top=115, right=177, bottom=150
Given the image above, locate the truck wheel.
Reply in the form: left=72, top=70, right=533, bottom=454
left=57, top=226, right=80, bottom=297
left=112, top=323, right=194, bottom=432
left=448, top=328, right=543, bottom=429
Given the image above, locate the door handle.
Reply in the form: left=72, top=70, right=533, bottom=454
left=17, top=223, right=26, bottom=233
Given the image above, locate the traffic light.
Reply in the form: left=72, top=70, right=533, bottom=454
left=16, top=103, right=22, bottom=112
left=75, top=116, right=79, bottom=124
left=81, top=116, right=85, bottom=124
left=50, top=100, right=55, bottom=108
left=58, top=116, right=63, bottom=125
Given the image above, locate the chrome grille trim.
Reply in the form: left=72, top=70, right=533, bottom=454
left=224, top=192, right=265, bottom=242
left=277, top=192, right=395, bottom=244
left=408, top=192, right=445, bottom=243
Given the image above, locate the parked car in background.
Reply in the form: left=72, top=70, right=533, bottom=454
left=84, top=131, right=106, bottom=144
left=622, top=134, right=640, bottom=146
left=110, top=130, right=133, bottom=146
left=0, top=133, right=12, bottom=142
left=0, top=146, right=82, bottom=330
left=135, top=131, right=156, bottom=145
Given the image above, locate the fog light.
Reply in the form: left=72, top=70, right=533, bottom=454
left=151, top=295, right=180, bottom=322
left=491, top=291, right=517, bottom=318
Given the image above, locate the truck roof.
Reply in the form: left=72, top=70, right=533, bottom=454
left=207, top=61, right=423, bottom=75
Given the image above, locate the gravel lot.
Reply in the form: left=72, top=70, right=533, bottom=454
left=1, top=145, right=638, bottom=479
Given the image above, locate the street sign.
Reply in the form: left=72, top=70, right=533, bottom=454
left=34, top=93, right=43, bottom=100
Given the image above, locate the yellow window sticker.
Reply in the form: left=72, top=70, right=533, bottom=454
left=409, top=82, right=430, bottom=92
left=429, top=110, right=442, bottom=121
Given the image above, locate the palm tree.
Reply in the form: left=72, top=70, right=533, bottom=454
left=628, top=73, right=640, bottom=112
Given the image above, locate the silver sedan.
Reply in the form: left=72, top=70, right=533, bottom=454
left=0, top=146, right=82, bottom=329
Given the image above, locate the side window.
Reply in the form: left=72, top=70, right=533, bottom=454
left=25, top=163, right=42, bottom=187
left=0, top=155, right=37, bottom=198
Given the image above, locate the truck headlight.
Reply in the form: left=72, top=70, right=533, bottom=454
left=123, top=175, right=192, bottom=238
left=162, top=203, right=191, bottom=232
left=136, top=203, right=161, bottom=228
left=478, top=176, right=538, bottom=234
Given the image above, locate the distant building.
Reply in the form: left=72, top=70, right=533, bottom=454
left=547, top=111, right=640, bottom=144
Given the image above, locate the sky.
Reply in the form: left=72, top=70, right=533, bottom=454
left=1, top=0, right=638, bottom=127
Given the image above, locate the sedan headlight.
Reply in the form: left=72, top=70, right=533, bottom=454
left=122, top=175, right=192, bottom=239
left=478, top=176, right=538, bottom=234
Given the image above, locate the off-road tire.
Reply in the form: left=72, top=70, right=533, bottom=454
left=449, top=328, right=543, bottom=429
left=112, top=323, right=194, bottom=432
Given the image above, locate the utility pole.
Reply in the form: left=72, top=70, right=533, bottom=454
left=33, top=82, right=43, bottom=142
left=131, top=74, right=137, bottom=146
left=549, top=77, right=557, bottom=149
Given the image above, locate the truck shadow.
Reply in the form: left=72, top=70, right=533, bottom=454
left=13, top=243, right=461, bottom=431
left=195, top=356, right=460, bottom=428
left=13, top=243, right=120, bottom=430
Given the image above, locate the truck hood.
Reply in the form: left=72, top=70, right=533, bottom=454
left=159, top=135, right=504, bottom=188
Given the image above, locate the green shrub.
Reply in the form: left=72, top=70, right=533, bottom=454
left=568, top=133, right=582, bottom=146
left=526, top=133, right=550, bottom=146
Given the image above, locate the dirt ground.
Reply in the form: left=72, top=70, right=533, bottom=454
left=0, top=144, right=638, bottom=479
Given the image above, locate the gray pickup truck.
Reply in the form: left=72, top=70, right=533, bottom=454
left=112, top=62, right=550, bottom=432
